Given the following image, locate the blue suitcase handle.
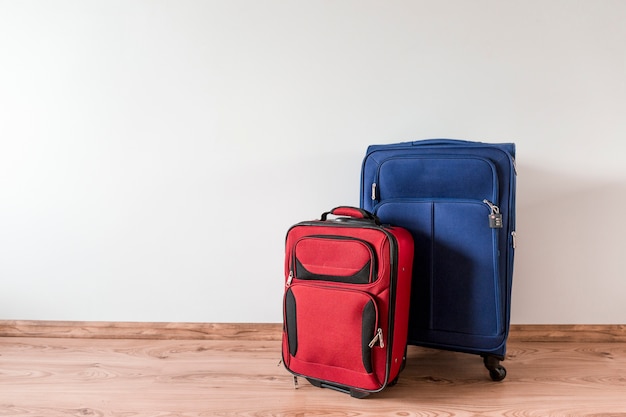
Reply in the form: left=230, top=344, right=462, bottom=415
left=412, top=138, right=477, bottom=146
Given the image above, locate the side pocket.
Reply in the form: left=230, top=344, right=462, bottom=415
left=361, top=300, right=376, bottom=374
left=285, top=288, right=297, bottom=356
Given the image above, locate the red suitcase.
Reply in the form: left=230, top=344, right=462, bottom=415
left=281, top=206, right=414, bottom=398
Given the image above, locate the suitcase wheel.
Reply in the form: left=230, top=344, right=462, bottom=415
left=305, top=377, right=323, bottom=389
left=305, top=378, right=371, bottom=399
left=488, top=365, right=507, bottom=381
left=482, top=354, right=507, bottom=382
left=349, top=389, right=371, bottom=399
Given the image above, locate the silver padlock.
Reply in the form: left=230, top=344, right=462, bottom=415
left=489, top=212, right=503, bottom=228
left=484, top=199, right=503, bottom=229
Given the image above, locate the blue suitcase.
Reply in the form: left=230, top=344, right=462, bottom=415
left=360, top=139, right=516, bottom=380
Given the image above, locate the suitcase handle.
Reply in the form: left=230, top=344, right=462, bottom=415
left=412, top=138, right=476, bottom=146
left=321, top=206, right=380, bottom=225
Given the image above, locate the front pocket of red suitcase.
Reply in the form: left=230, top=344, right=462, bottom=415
left=292, top=236, right=377, bottom=284
left=283, top=283, right=383, bottom=390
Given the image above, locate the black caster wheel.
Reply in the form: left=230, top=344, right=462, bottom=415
left=482, top=354, right=507, bottom=382
left=488, top=365, right=507, bottom=381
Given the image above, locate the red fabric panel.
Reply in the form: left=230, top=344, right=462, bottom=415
left=386, top=226, right=414, bottom=381
left=285, top=284, right=383, bottom=389
left=291, top=284, right=373, bottom=373
left=294, top=237, right=371, bottom=277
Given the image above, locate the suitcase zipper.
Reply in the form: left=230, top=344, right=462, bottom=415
left=368, top=327, right=384, bottom=348
left=483, top=199, right=499, bottom=212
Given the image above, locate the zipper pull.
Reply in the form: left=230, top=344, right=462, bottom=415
left=368, top=328, right=384, bottom=348
left=483, top=199, right=503, bottom=229
left=286, top=271, right=294, bottom=287
left=371, top=183, right=377, bottom=201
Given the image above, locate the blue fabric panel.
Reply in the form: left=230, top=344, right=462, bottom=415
left=376, top=200, right=500, bottom=338
left=377, top=157, right=497, bottom=201
left=374, top=201, right=433, bottom=332
left=432, top=201, right=499, bottom=336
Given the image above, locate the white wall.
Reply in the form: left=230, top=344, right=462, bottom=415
left=1, top=0, right=625, bottom=324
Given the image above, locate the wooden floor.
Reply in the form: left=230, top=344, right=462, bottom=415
left=1, top=333, right=626, bottom=416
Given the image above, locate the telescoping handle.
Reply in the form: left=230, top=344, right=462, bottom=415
left=320, top=206, right=381, bottom=225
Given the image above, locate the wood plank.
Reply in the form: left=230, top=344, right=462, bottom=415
left=0, top=337, right=625, bottom=416
left=508, top=324, right=626, bottom=343
left=0, top=320, right=282, bottom=340
left=1, top=321, right=626, bottom=342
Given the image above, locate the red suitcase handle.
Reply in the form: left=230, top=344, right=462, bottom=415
left=321, top=206, right=380, bottom=225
